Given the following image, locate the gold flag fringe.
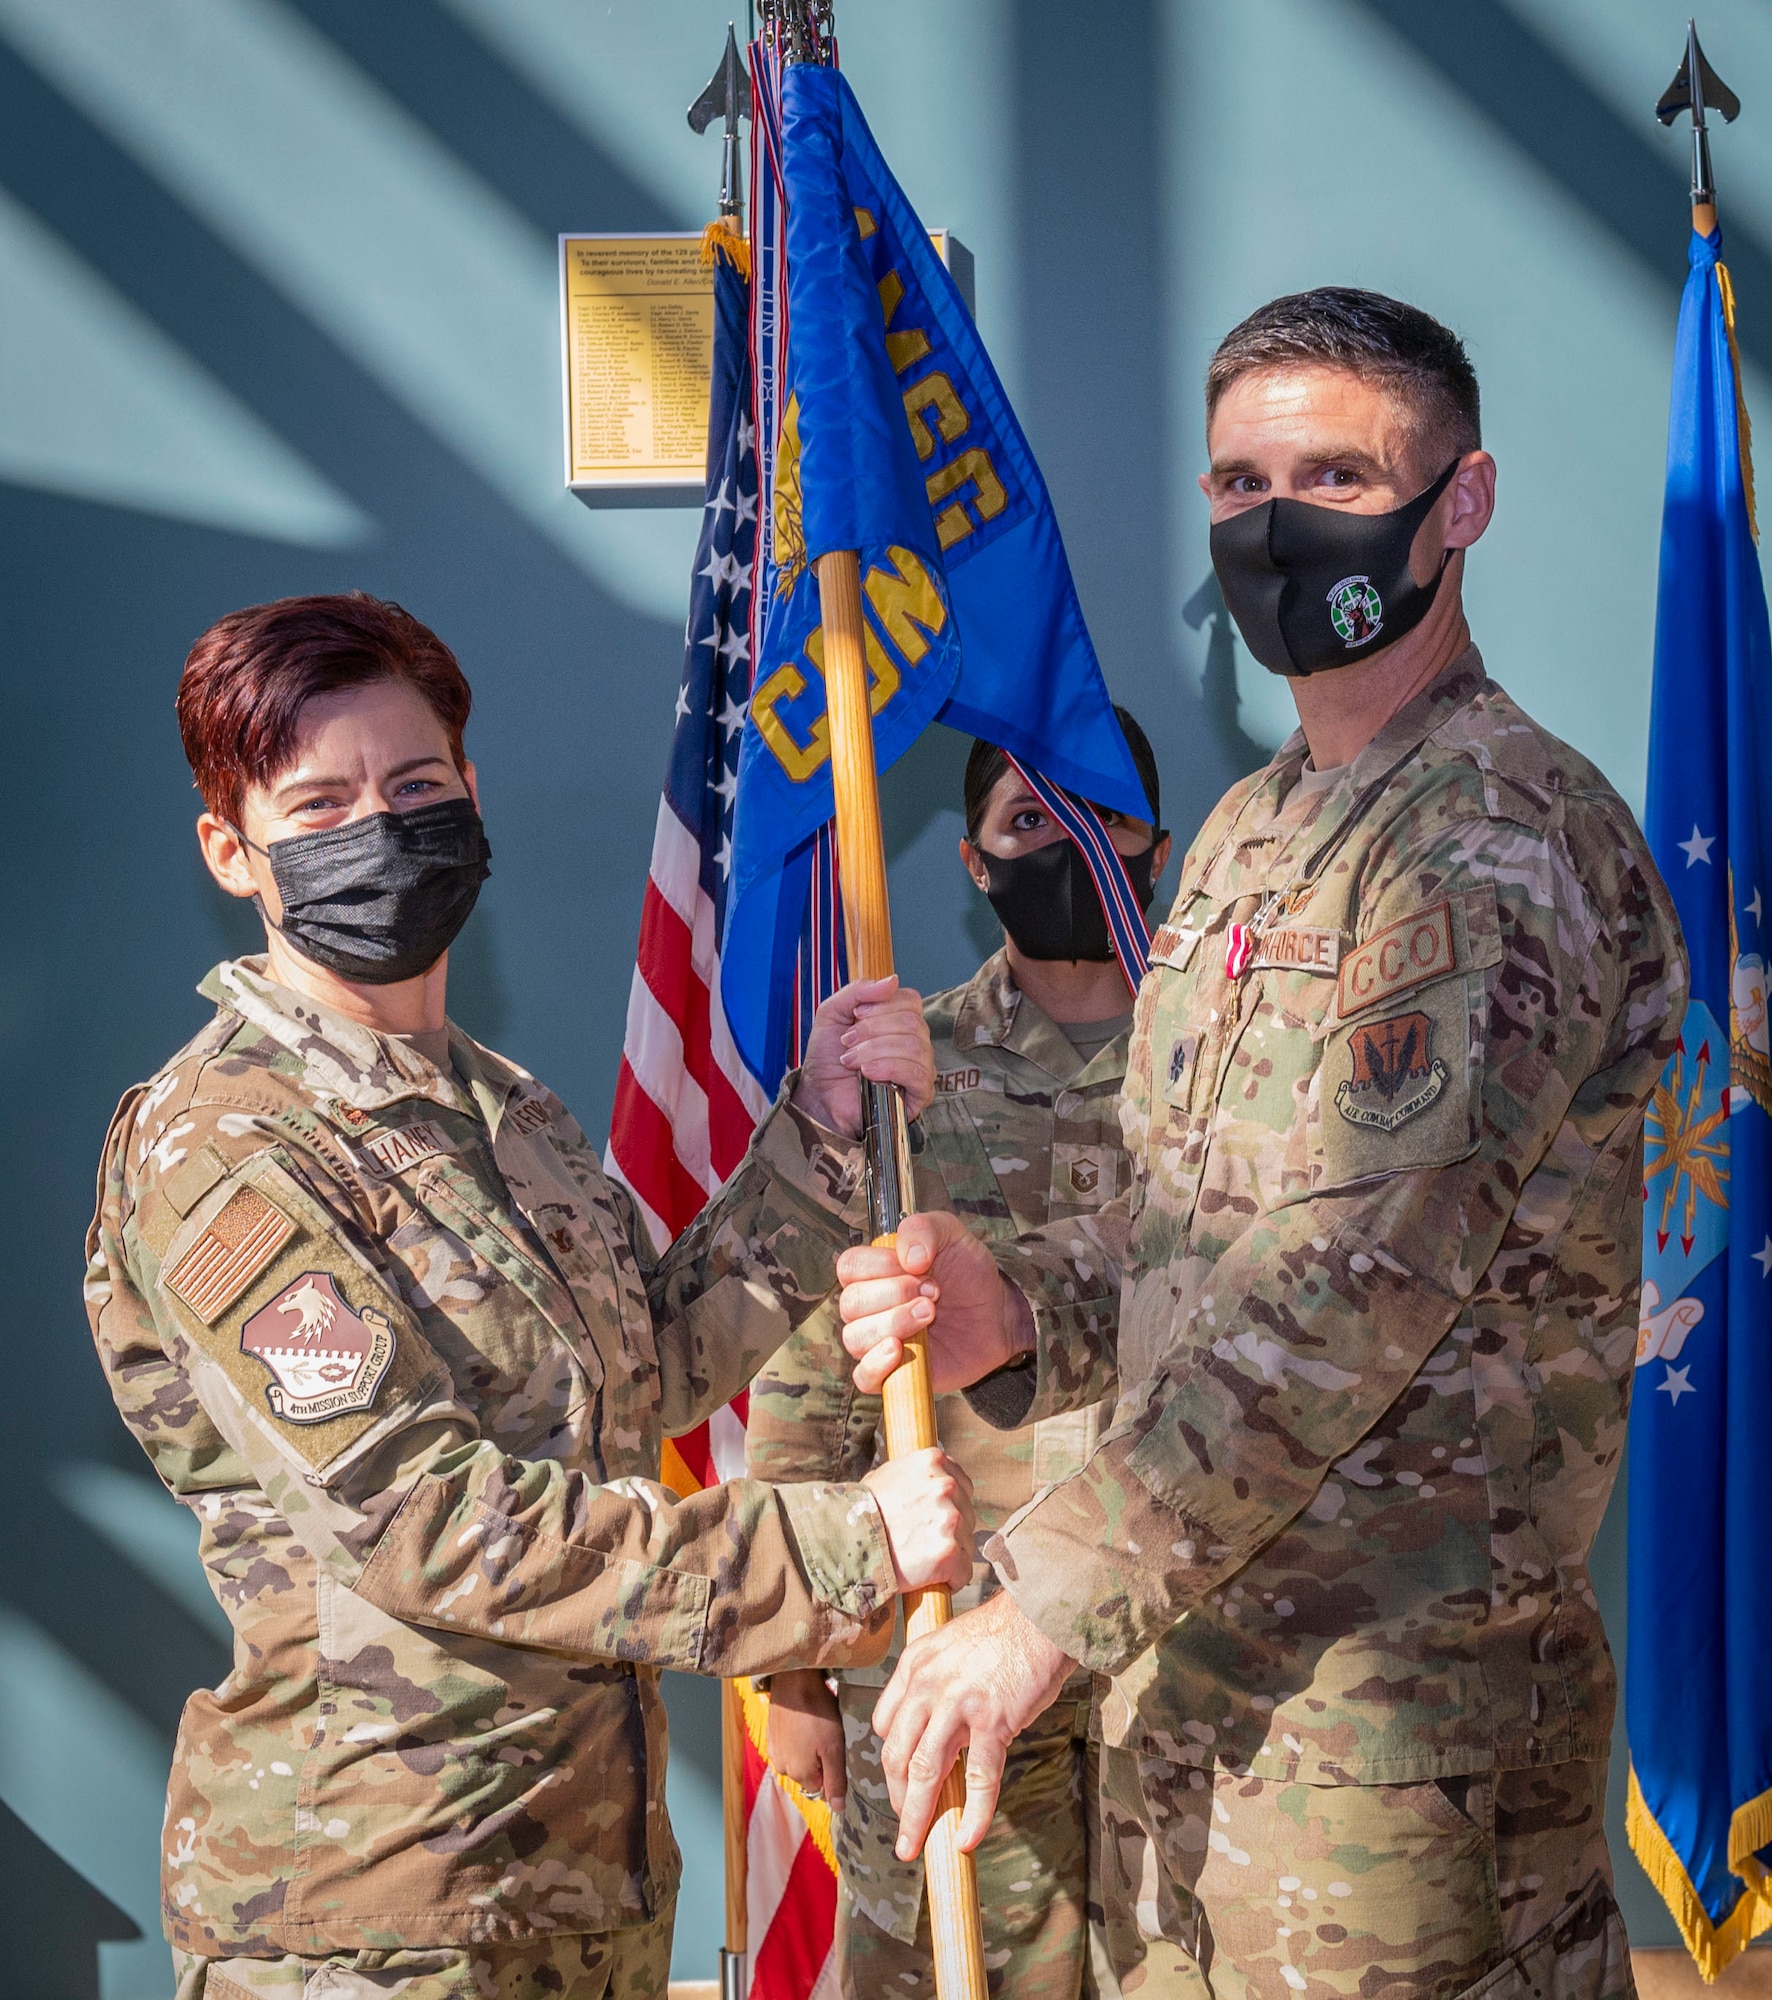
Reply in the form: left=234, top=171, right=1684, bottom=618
left=702, top=216, right=752, bottom=280
left=1729, top=1783, right=1772, bottom=1896
left=735, top=1675, right=839, bottom=1872
left=1718, top=259, right=1759, bottom=543
left=1628, top=1763, right=1772, bottom=1981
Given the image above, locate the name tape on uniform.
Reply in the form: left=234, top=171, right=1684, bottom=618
left=355, top=1120, right=458, bottom=1179
left=1249, top=925, right=1342, bottom=975
left=934, top=1067, right=982, bottom=1095
left=1149, top=923, right=1204, bottom=969
left=1337, top=902, right=1455, bottom=1017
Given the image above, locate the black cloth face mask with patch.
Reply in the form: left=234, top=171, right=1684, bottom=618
left=245, top=797, right=492, bottom=984
left=982, top=837, right=1159, bottom=963
left=1208, top=458, right=1460, bottom=677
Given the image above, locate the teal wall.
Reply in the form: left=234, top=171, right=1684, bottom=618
left=1, top=1, right=1758, bottom=1989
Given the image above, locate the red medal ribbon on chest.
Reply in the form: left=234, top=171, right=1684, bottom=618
left=1225, top=922, right=1256, bottom=979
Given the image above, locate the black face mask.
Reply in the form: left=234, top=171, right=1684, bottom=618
left=250, top=797, right=492, bottom=984
left=982, top=837, right=1159, bottom=963
left=1208, top=458, right=1459, bottom=677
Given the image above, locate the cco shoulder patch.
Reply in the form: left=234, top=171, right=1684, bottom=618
left=1337, top=902, right=1455, bottom=1018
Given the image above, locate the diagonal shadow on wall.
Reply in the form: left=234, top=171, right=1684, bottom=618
left=1358, top=0, right=1772, bottom=379
left=1005, top=0, right=1274, bottom=851
left=282, top=0, right=683, bottom=240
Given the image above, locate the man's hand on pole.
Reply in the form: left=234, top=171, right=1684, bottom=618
left=872, top=1590, right=1076, bottom=1860
left=836, top=1211, right=1035, bottom=1396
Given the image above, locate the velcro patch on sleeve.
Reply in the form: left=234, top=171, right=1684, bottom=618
left=153, top=1153, right=449, bottom=1478
left=1337, top=901, right=1455, bottom=1018
left=162, top=1142, right=232, bottom=1219
left=240, top=1270, right=395, bottom=1424
left=164, top=1185, right=297, bottom=1323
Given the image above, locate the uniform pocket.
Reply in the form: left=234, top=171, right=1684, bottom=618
left=1448, top=1873, right=1630, bottom=1999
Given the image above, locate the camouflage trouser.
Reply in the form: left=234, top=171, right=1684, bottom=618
left=170, top=1911, right=673, bottom=2000
left=837, top=1695, right=1106, bottom=2000
left=1095, top=1746, right=1634, bottom=2000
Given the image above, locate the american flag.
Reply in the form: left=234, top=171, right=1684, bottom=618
left=605, top=222, right=843, bottom=1998
left=607, top=230, right=767, bottom=1455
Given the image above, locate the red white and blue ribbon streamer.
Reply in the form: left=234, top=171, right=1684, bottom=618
left=1005, top=754, right=1153, bottom=995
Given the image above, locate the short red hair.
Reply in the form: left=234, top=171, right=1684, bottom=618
left=177, top=592, right=472, bottom=825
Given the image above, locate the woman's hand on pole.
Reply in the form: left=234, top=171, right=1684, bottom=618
left=765, top=1669, right=849, bottom=1813
left=863, top=1446, right=976, bottom=1596
left=794, top=975, right=934, bottom=1137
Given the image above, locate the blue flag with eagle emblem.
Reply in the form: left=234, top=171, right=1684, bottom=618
left=1628, top=219, right=1772, bottom=1978
left=724, top=50, right=1148, bottom=1087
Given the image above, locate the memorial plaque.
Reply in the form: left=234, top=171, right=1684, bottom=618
left=560, top=233, right=713, bottom=503
left=561, top=230, right=974, bottom=508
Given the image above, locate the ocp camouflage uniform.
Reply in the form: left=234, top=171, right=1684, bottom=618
left=85, top=956, right=898, bottom=1988
left=748, top=951, right=1126, bottom=2000
left=969, top=652, right=1684, bottom=1999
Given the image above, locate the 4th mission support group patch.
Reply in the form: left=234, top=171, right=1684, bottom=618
left=163, top=1181, right=397, bottom=1425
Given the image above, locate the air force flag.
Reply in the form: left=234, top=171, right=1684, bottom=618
left=1628, top=219, right=1772, bottom=1978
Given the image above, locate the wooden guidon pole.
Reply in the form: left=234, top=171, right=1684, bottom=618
left=721, top=1679, right=748, bottom=2000
left=816, top=547, right=989, bottom=2000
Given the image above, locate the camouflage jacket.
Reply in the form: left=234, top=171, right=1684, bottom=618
left=748, top=951, right=1125, bottom=1654
left=747, top=952, right=1123, bottom=1929
left=84, top=959, right=897, bottom=1956
left=977, top=651, right=1687, bottom=1785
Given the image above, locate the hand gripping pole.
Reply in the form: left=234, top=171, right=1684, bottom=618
left=816, top=548, right=988, bottom=2000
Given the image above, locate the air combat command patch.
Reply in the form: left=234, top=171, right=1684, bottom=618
left=1334, top=1010, right=1449, bottom=1132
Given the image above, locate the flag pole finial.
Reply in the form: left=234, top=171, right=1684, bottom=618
left=1657, top=18, right=1741, bottom=225
left=688, top=23, right=752, bottom=223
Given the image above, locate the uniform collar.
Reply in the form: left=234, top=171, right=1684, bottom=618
left=949, top=947, right=1129, bottom=1086
left=1238, top=645, right=1492, bottom=888
left=201, top=956, right=480, bottom=1117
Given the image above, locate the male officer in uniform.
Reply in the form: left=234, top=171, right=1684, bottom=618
left=833, top=290, right=1687, bottom=1999
left=748, top=714, right=1171, bottom=1999
left=85, top=593, right=972, bottom=2000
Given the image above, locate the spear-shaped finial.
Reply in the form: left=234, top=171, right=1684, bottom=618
left=1657, top=19, right=1741, bottom=219
left=688, top=23, right=752, bottom=222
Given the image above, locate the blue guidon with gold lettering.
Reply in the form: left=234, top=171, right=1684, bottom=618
left=722, top=53, right=1147, bottom=1088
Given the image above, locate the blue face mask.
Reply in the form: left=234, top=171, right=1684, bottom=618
left=1209, top=459, right=1459, bottom=677
left=245, top=797, right=492, bottom=984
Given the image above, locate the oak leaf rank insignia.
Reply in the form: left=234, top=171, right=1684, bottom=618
left=1334, top=1010, right=1449, bottom=1133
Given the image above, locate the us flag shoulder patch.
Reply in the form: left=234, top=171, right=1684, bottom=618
left=164, top=1185, right=296, bottom=1324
